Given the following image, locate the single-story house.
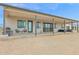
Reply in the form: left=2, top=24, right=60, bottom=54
left=0, top=4, right=79, bottom=36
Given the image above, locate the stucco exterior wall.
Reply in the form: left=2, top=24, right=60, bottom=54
left=5, top=16, right=17, bottom=33
left=5, top=16, right=44, bottom=34
left=5, top=16, right=65, bottom=34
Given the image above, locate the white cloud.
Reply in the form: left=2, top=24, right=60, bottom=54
left=6, top=3, right=59, bottom=11
left=6, top=3, right=41, bottom=10
left=44, top=4, right=59, bottom=10
left=6, top=3, right=25, bottom=7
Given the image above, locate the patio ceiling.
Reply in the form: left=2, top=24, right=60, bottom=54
left=4, top=5, right=77, bottom=24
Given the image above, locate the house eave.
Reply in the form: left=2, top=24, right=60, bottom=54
left=0, top=3, right=78, bottom=22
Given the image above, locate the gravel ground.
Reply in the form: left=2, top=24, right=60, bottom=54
left=0, top=32, right=79, bottom=55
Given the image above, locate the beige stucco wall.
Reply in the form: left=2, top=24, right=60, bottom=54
left=5, top=16, right=67, bottom=34
left=5, top=16, right=44, bottom=34
left=5, top=16, right=17, bottom=33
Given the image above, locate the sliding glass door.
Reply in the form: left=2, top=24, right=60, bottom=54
left=43, top=23, right=53, bottom=32
left=28, top=20, right=33, bottom=32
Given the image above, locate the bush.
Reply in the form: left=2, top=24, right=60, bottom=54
left=22, top=29, right=27, bottom=32
left=6, top=27, right=11, bottom=32
left=15, top=29, right=20, bottom=33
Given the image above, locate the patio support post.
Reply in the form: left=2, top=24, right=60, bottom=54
left=34, top=15, right=37, bottom=36
left=3, top=6, right=6, bottom=35
left=64, top=20, right=66, bottom=33
left=77, top=21, right=79, bottom=32
left=50, top=18, right=51, bottom=36
left=71, top=21, right=73, bottom=33
left=52, top=19, right=54, bottom=35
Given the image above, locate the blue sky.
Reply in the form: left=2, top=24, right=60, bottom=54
left=0, top=3, right=79, bottom=26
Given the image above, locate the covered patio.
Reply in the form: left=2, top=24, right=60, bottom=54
left=0, top=4, right=79, bottom=36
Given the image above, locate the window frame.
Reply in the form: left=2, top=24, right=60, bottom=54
left=17, top=20, right=26, bottom=28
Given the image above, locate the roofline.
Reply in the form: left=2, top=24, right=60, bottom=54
left=0, top=3, right=78, bottom=22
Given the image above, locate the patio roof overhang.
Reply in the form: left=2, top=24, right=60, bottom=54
left=0, top=3, right=78, bottom=24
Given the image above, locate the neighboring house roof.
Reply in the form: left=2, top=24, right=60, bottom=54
left=0, top=3, right=78, bottom=22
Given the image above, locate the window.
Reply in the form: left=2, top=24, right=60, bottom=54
left=17, top=20, right=26, bottom=28
left=43, top=23, right=53, bottom=32
left=36, top=22, right=40, bottom=28
left=66, top=26, right=70, bottom=30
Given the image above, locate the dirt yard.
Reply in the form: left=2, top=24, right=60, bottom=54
left=0, top=33, right=79, bottom=55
